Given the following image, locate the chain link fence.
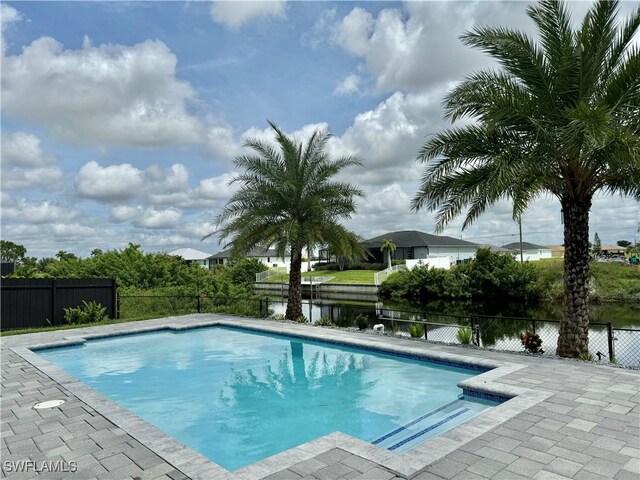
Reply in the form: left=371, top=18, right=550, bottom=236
left=117, top=295, right=270, bottom=321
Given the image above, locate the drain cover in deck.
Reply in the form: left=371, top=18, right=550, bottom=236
left=33, top=399, right=65, bottom=409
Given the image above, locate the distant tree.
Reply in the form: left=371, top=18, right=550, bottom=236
left=0, top=240, right=27, bottom=262
left=617, top=240, right=632, bottom=248
left=91, top=248, right=103, bottom=257
left=380, top=239, right=397, bottom=269
left=56, top=250, right=78, bottom=261
left=593, top=233, right=602, bottom=254
left=37, top=257, right=56, bottom=272
left=209, top=121, right=366, bottom=320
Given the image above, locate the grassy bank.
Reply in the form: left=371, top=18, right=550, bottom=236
left=264, top=269, right=377, bottom=284
left=535, top=259, right=640, bottom=303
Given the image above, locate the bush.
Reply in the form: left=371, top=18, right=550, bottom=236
left=391, top=259, right=406, bottom=266
left=456, top=326, right=473, bottom=345
left=355, top=314, right=369, bottom=330
left=378, top=249, right=540, bottom=302
left=316, top=316, right=334, bottom=326
left=520, top=331, right=543, bottom=354
left=408, top=323, right=424, bottom=338
left=63, top=301, right=109, bottom=325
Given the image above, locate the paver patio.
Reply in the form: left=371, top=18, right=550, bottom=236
left=1, top=314, right=639, bottom=479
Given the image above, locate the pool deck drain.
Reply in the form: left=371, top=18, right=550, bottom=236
left=1, top=314, right=639, bottom=480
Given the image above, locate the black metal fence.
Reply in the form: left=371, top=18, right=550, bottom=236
left=270, top=300, right=640, bottom=368
left=117, top=295, right=270, bottom=320
left=0, top=278, right=116, bottom=331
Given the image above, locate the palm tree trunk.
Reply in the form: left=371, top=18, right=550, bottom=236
left=285, top=248, right=303, bottom=320
left=557, top=197, right=592, bottom=358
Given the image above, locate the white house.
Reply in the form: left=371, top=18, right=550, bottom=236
left=208, top=248, right=290, bottom=268
left=168, top=248, right=212, bottom=268
left=362, top=230, right=481, bottom=267
left=502, top=242, right=552, bottom=262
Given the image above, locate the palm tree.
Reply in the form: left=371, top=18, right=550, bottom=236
left=411, top=0, right=640, bottom=358
left=380, top=239, right=397, bottom=269
left=209, top=121, right=366, bottom=320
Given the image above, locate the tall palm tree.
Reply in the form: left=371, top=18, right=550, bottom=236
left=380, top=239, right=397, bottom=269
left=209, top=121, right=365, bottom=320
left=412, top=0, right=639, bottom=358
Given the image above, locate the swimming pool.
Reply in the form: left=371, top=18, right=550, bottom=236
left=37, top=326, right=499, bottom=471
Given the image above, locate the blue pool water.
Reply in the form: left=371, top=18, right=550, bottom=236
left=37, top=327, right=498, bottom=471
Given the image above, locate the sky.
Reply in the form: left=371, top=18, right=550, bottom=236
left=1, top=0, right=639, bottom=259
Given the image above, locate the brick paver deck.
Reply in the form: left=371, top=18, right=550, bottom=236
left=2, top=315, right=638, bottom=479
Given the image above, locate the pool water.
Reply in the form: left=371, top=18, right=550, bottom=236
left=37, top=327, right=498, bottom=471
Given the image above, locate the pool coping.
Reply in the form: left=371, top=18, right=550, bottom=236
left=9, top=316, right=552, bottom=480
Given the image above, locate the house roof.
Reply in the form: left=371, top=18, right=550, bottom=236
left=168, top=248, right=212, bottom=261
left=476, top=244, right=513, bottom=253
left=208, top=248, right=284, bottom=259
left=502, top=242, right=548, bottom=251
left=362, top=230, right=479, bottom=249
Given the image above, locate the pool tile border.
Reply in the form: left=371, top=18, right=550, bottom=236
left=10, top=315, right=552, bottom=480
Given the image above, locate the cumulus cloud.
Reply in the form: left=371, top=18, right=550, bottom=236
left=210, top=1, right=286, bottom=30
left=2, top=199, right=77, bottom=224
left=51, top=223, right=95, bottom=237
left=331, top=3, right=529, bottom=93
left=205, top=123, right=243, bottom=160
left=75, top=161, right=144, bottom=201
left=134, top=207, right=182, bottom=229
left=1, top=167, right=64, bottom=191
left=334, top=74, right=363, bottom=96
left=2, top=36, right=202, bottom=147
left=0, top=3, right=21, bottom=54
left=1, top=131, right=56, bottom=167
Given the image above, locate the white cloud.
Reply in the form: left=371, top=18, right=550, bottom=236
left=75, top=161, right=144, bottom=201
left=1, top=131, right=56, bottom=167
left=109, top=205, right=139, bottom=223
left=51, top=223, right=95, bottom=237
left=2, top=199, right=77, bottom=224
left=2, top=37, right=202, bottom=147
left=195, top=173, right=236, bottom=200
left=134, top=207, right=182, bottom=229
left=0, top=3, right=21, bottom=54
left=1, top=166, right=64, bottom=191
left=210, top=1, right=286, bottom=30
left=334, top=74, right=363, bottom=96
left=205, top=123, right=243, bottom=160
left=331, top=3, right=529, bottom=93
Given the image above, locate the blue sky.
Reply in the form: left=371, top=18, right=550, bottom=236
left=1, top=1, right=639, bottom=258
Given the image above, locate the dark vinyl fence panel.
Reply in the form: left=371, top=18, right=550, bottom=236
left=1, top=278, right=116, bottom=331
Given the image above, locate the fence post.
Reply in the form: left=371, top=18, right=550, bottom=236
left=607, top=322, right=614, bottom=362
left=424, top=320, right=428, bottom=341
left=112, top=279, right=118, bottom=319
left=471, top=315, right=480, bottom=346
left=116, top=292, right=120, bottom=319
left=51, top=279, right=57, bottom=325
left=265, top=297, right=269, bottom=316
left=532, top=319, right=536, bottom=334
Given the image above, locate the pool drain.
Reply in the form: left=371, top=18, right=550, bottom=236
left=33, top=399, right=65, bottom=409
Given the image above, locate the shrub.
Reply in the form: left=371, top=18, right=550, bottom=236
left=355, top=314, right=369, bottom=330
left=272, top=313, right=286, bottom=320
left=408, top=323, right=424, bottom=338
left=295, top=315, right=308, bottom=323
left=378, top=249, right=540, bottom=302
left=579, top=352, right=594, bottom=361
left=63, top=301, right=109, bottom=325
left=456, top=326, right=473, bottom=345
left=520, top=331, right=543, bottom=354
left=316, top=316, right=334, bottom=327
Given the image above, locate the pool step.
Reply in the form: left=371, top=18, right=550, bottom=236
left=372, top=398, right=470, bottom=452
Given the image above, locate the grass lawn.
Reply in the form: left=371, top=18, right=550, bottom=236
left=264, top=269, right=378, bottom=285
left=534, top=258, right=640, bottom=302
